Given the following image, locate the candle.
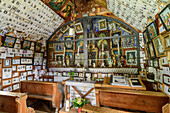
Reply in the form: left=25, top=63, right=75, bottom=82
left=64, top=47, right=65, bottom=54
left=78, top=45, right=80, bottom=54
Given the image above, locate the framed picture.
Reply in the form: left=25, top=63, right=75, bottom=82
left=148, top=42, right=156, bottom=59
left=27, top=76, right=33, bottom=81
left=66, top=52, right=74, bottom=66
left=161, top=56, right=168, bottom=65
left=163, top=75, right=170, bottom=85
left=75, top=52, right=84, bottom=66
left=122, top=37, right=135, bottom=48
left=157, top=83, right=163, bottom=91
left=125, top=49, right=137, bottom=66
left=23, top=54, right=33, bottom=58
left=153, top=59, right=159, bottom=68
left=79, top=73, right=84, bottom=77
left=163, top=84, right=170, bottom=95
left=163, top=32, right=170, bottom=51
left=152, top=35, right=166, bottom=57
left=12, top=59, right=20, bottom=65
left=13, top=72, right=19, bottom=77
left=158, top=4, right=170, bottom=31
left=85, top=72, right=92, bottom=81
left=17, top=65, right=25, bottom=72
left=98, top=19, right=107, bottom=31
left=76, top=34, right=84, bottom=52
left=12, top=77, right=19, bottom=84
left=97, top=39, right=109, bottom=50
left=2, top=68, right=12, bottom=79
left=3, top=86, right=12, bottom=92
left=2, top=79, right=12, bottom=87
left=34, top=52, right=43, bottom=66
left=3, top=59, right=11, bottom=67
left=15, top=53, right=22, bottom=57
left=129, top=78, right=142, bottom=87
left=64, top=36, right=74, bottom=51
left=140, top=71, right=147, bottom=80
left=143, top=30, right=149, bottom=44
left=146, top=20, right=159, bottom=40
left=6, top=53, right=14, bottom=57
left=13, top=83, right=20, bottom=90
left=60, top=25, right=69, bottom=33
left=55, top=54, right=63, bottom=67
left=2, top=35, right=16, bottom=48
left=159, top=24, right=166, bottom=34
left=110, top=75, right=127, bottom=86
left=12, top=66, right=16, bottom=71
left=14, top=43, right=21, bottom=49
left=34, top=42, right=42, bottom=52
left=109, top=22, right=117, bottom=31
left=20, top=58, right=33, bottom=65
left=75, top=22, right=83, bottom=33
left=26, top=65, right=33, bottom=71
left=110, top=31, right=121, bottom=49
left=55, top=43, right=64, bottom=52
left=21, top=40, right=31, bottom=50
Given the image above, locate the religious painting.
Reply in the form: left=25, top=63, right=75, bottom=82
left=143, top=30, right=149, bottom=44
left=123, top=37, right=134, bottom=48
left=54, top=32, right=63, bottom=41
left=55, top=54, right=63, bottom=67
left=48, top=0, right=65, bottom=11
left=55, top=43, right=64, bottom=52
left=153, top=35, right=166, bottom=57
left=146, top=21, right=158, bottom=40
left=76, top=34, right=84, bottom=52
left=35, top=42, right=42, bottom=52
left=125, top=50, right=137, bottom=66
left=148, top=42, right=156, bottom=59
left=163, top=32, right=170, bottom=51
left=109, top=22, right=117, bottom=31
left=75, top=23, right=83, bottom=33
left=61, top=1, right=73, bottom=18
left=3, top=35, right=16, bottom=48
left=159, top=4, right=170, bottom=31
left=3, top=59, right=11, bottom=68
left=60, top=25, right=69, bottom=33
left=110, top=31, right=121, bottom=49
left=75, top=53, right=84, bottom=67
left=64, top=36, right=74, bottom=51
left=65, top=52, right=74, bottom=66
left=97, top=39, right=109, bottom=50
left=140, top=71, right=147, bottom=80
left=98, top=19, right=107, bottom=31
left=159, top=24, right=166, bottom=34
left=22, top=40, right=31, bottom=50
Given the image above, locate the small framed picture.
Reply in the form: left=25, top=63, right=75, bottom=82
left=20, top=58, right=33, bottom=65
left=75, top=22, right=83, bottom=33
left=64, top=36, right=75, bottom=51
left=60, top=25, right=69, bottom=33
left=2, top=79, right=12, bottom=87
left=34, top=42, right=42, bottom=52
left=85, top=72, right=92, bottom=81
left=13, top=72, right=19, bottom=77
left=21, top=40, right=32, bottom=50
left=3, top=59, right=11, bottom=67
left=2, top=68, right=12, bottom=79
left=110, top=75, right=127, bottom=86
left=163, top=32, right=170, bottom=51
left=163, top=75, right=170, bottom=85
left=157, top=83, right=163, bottom=91
left=98, top=19, right=107, bottom=31
left=147, top=42, right=156, bottom=59
left=79, top=73, right=83, bottom=77
left=129, top=78, right=142, bottom=87
left=26, top=65, right=33, bottom=71
left=74, top=72, right=79, bottom=77
left=2, top=35, right=16, bottom=48
left=62, top=72, right=67, bottom=77
left=12, top=59, right=20, bottom=65
left=12, top=66, right=16, bottom=71
left=139, top=71, right=147, bottom=80
left=17, top=65, right=25, bottom=72
left=146, top=20, right=159, bottom=40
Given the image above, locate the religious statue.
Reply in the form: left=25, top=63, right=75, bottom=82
left=57, top=57, right=62, bottom=67
left=108, top=56, right=113, bottom=67
left=120, top=55, right=126, bottom=67
left=66, top=54, right=70, bottom=66
left=112, top=53, right=116, bottom=67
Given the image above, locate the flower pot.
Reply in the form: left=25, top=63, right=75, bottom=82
left=78, top=107, right=81, bottom=113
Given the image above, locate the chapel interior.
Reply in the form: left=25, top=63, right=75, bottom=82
left=0, top=0, right=170, bottom=113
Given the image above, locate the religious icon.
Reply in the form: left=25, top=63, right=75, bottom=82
left=22, top=40, right=31, bottom=50
left=110, top=31, right=121, bottom=48
left=66, top=52, right=74, bottom=66
left=61, top=1, right=73, bottom=18
left=64, top=36, right=74, bottom=51
left=3, top=36, right=16, bottom=48
left=55, top=43, right=64, bottom=52
left=75, top=23, right=83, bottom=33
left=98, top=19, right=107, bottom=31
left=48, top=0, right=66, bottom=11
left=55, top=54, right=63, bottom=67
left=148, top=42, right=156, bottom=59
left=146, top=21, right=158, bottom=40
left=125, top=50, right=137, bottom=66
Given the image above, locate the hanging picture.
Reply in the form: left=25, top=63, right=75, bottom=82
left=98, top=19, right=107, bottom=31
left=110, top=31, right=121, bottom=49
left=125, top=50, right=137, bottom=66
left=88, top=50, right=98, bottom=67
left=34, top=42, right=42, bottom=52
left=158, top=4, right=170, bottom=31
left=148, top=42, right=156, bottom=59
left=75, top=22, right=83, bottom=33
left=12, top=66, right=16, bottom=71
left=3, top=59, right=11, bottom=67
left=20, top=58, right=33, bottom=65
left=64, top=36, right=74, bottom=51
left=146, top=21, right=159, bottom=40
left=75, top=53, right=84, bottom=66
left=152, top=35, right=166, bottom=57
left=54, top=54, right=63, bottom=67
left=55, top=43, right=64, bottom=52
left=123, top=37, right=134, bottom=48
left=61, top=1, right=73, bottom=18
left=97, top=39, right=109, bottom=50
left=66, top=52, right=74, bottom=66
left=159, top=24, right=166, bottom=34
left=109, top=22, right=117, bottom=31
left=34, top=52, right=44, bottom=66
left=143, top=30, right=149, bottom=44
left=140, top=71, right=147, bottom=80
left=12, top=59, right=20, bottom=65
left=2, top=35, right=16, bottom=48
left=163, top=33, right=170, bottom=51
left=60, top=25, right=69, bottom=33
left=17, top=65, right=25, bottom=72
left=76, top=34, right=84, bottom=52
left=21, top=40, right=31, bottom=50
left=48, top=0, right=65, bottom=11
left=2, top=68, right=12, bottom=79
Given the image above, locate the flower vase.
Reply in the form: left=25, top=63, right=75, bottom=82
left=70, top=76, right=74, bottom=81
left=78, top=107, right=82, bottom=113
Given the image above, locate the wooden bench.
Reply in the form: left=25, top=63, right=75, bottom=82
left=0, top=91, right=35, bottom=113
left=82, top=104, right=132, bottom=113
left=20, top=81, right=61, bottom=111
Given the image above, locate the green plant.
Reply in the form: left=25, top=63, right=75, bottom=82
left=72, top=97, right=89, bottom=108
left=69, top=71, right=75, bottom=77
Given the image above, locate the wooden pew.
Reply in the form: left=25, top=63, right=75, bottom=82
left=20, top=81, right=61, bottom=111
left=95, top=87, right=169, bottom=113
left=0, top=91, right=35, bottom=113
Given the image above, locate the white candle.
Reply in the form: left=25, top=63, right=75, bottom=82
left=78, top=46, right=80, bottom=54
left=64, top=47, right=65, bottom=54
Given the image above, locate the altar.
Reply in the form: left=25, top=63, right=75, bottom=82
left=64, top=80, right=96, bottom=106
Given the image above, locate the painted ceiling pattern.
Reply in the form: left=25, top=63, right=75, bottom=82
left=0, top=0, right=64, bottom=41
left=106, top=0, right=169, bottom=31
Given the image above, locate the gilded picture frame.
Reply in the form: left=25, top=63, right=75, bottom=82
left=163, top=32, right=170, bottom=51
left=64, top=36, right=75, bottom=52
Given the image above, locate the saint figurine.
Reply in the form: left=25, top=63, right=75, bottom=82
left=66, top=54, right=70, bottom=66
